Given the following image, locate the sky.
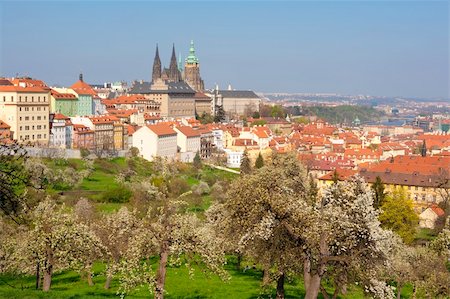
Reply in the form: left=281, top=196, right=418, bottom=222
left=0, top=0, right=448, bottom=98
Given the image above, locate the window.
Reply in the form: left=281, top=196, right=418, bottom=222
left=43, top=125, right=46, bottom=129
left=25, top=116, right=29, bottom=121
left=19, top=117, right=22, bottom=121
left=19, top=126, right=22, bottom=131
left=19, top=96, right=22, bottom=101
left=37, top=125, right=42, bottom=130
left=32, top=96, right=34, bottom=102
left=2, top=96, right=5, bottom=102
left=32, top=126, right=35, bottom=130
left=32, top=116, right=34, bottom=120
left=19, top=107, right=22, bottom=111
left=37, top=134, right=41, bottom=139
left=25, top=126, right=29, bottom=130
left=37, top=116, right=41, bottom=120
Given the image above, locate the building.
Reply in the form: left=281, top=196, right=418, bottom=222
left=0, top=78, right=51, bottom=144
left=184, top=40, right=204, bottom=92
left=49, top=113, right=73, bottom=148
left=70, top=74, right=94, bottom=116
left=214, top=89, right=261, bottom=117
left=0, top=120, right=12, bottom=142
left=129, top=80, right=195, bottom=119
left=152, top=44, right=182, bottom=83
left=72, top=124, right=94, bottom=150
left=174, top=126, right=201, bottom=162
left=50, top=89, right=78, bottom=116
left=133, top=124, right=178, bottom=161
left=194, top=92, right=212, bottom=116
left=71, top=116, right=115, bottom=151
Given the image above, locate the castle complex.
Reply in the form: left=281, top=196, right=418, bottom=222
left=151, top=41, right=204, bottom=92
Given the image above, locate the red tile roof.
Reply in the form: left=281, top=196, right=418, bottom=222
left=175, top=126, right=201, bottom=138
left=70, top=80, right=98, bottom=96
left=0, top=120, right=11, bottom=129
left=147, top=124, right=177, bottom=136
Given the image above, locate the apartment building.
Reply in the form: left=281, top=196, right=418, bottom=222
left=0, top=78, right=50, bottom=144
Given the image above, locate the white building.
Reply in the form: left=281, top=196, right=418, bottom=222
left=223, top=148, right=244, bottom=168
left=174, top=126, right=201, bottom=162
left=212, top=129, right=224, bottom=150
left=49, top=113, right=72, bottom=148
left=133, top=124, right=177, bottom=161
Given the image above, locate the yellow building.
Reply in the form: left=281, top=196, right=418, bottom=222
left=0, top=79, right=51, bottom=144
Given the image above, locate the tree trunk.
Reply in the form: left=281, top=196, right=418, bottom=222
left=236, top=253, right=242, bottom=270
left=155, top=241, right=169, bottom=299
left=104, top=274, right=112, bottom=289
left=397, top=283, right=403, bottom=299
left=43, top=267, right=52, bottom=292
left=320, top=284, right=330, bottom=299
left=276, top=273, right=285, bottom=299
left=35, top=262, right=40, bottom=290
left=87, top=271, right=94, bottom=286
left=305, top=274, right=321, bottom=299
left=303, top=258, right=311, bottom=293
left=43, top=247, right=53, bottom=292
left=262, top=267, right=270, bottom=285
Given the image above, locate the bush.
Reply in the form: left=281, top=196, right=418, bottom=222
left=169, top=177, right=190, bottom=196
left=192, top=181, right=210, bottom=196
left=80, top=148, right=90, bottom=158
left=102, top=185, right=132, bottom=203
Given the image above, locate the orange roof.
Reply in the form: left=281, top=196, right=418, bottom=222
left=51, top=89, right=77, bottom=100
left=147, top=124, right=176, bottom=136
left=70, top=80, right=98, bottom=96
left=53, top=113, right=69, bottom=120
left=0, top=120, right=11, bottom=129
left=431, top=205, right=445, bottom=217
left=319, top=169, right=358, bottom=181
left=89, top=116, right=116, bottom=124
left=0, top=85, right=49, bottom=93
left=10, top=78, right=48, bottom=88
left=175, top=126, right=201, bottom=137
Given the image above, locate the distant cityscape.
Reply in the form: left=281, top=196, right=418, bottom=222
left=0, top=41, right=449, bottom=226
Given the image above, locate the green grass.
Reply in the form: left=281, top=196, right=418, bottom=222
left=415, top=228, right=436, bottom=240
left=0, top=260, right=369, bottom=299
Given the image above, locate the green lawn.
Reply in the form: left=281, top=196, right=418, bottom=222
left=0, top=261, right=368, bottom=299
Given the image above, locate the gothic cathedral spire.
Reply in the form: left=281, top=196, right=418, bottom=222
left=168, top=44, right=181, bottom=82
left=152, top=44, right=162, bottom=82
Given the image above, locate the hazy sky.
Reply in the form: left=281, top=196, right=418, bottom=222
left=0, top=1, right=448, bottom=98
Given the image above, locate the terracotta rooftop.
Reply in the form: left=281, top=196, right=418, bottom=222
left=147, top=124, right=177, bottom=136
left=175, top=126, right=201, bottom=138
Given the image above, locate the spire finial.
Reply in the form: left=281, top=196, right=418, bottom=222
left=79, top=73, right=83, bottom=82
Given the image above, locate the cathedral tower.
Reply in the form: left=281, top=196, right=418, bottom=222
left=184, top=40, right=204, bottom=91
left=152, top=44, right=162, bottom=82
left=167, top=44, right=182, bottom=82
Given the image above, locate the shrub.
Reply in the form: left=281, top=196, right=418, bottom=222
left=102, top=185, right=132, bottom=203
left=169, top=177, right=190, bottom=196
left=192, top=181, right=210, bottom=196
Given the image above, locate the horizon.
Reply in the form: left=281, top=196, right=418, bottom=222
left=0, top=1, right=448, bottom=98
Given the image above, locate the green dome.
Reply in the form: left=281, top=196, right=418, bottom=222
left=185, top=40, right=199, bottom=64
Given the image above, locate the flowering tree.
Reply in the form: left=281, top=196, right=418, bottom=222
left=215, top=152, right=395, bottom=299
left=94, top=207, right=140, bottom=289
left=7, top=199, right=104, bottom=291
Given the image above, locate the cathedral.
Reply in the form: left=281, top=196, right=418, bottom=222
left=151, top=41, right=204, bottom=92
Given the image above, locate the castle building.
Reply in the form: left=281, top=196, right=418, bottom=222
left=152, top=44, right=182, bottom=83
left=184, top=40, right=204, bottom=92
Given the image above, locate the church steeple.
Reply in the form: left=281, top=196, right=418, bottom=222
left=152, top=44, right=162, bottom=82
left=168, top=44, right=181, bottom=82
